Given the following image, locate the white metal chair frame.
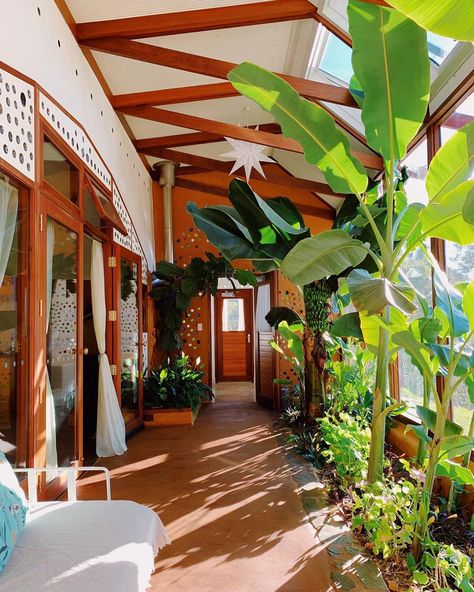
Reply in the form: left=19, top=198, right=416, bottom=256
left=12, top=467, right=112, bottom=503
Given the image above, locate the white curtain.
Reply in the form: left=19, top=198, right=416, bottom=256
left=0, top=178, right=18, bottom=288
left=91, top=240, right=127, bottom=457
left=255, top=284, right=272, bottom=332
left=45, top=220, right=58, bottom=472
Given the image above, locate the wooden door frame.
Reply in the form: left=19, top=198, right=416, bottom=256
left=114, top=245, right=144, bottom=432
left=254, top=277, right=277, bottom=408
left=214, top=288, right=254, bottom=383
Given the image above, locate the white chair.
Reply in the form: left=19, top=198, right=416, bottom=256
left=0, top=466, right=170, bottom=592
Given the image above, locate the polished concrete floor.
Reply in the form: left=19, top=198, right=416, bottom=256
left=76, top=382, right=335, bottom=592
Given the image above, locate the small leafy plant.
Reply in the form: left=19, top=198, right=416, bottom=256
left=409, top=542, right=474, bottom=591
left=144, top=353, right=212, bottom=412
left=318, top=412, right=371, bottom=486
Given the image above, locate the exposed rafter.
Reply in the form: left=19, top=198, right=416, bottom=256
left=141, top=146, right=345, bottom=198
left=123, top=106, right=382, bottom=169
left=76, top=0, right=316, bottom=41
left=81, top=38, right=358, bottom=108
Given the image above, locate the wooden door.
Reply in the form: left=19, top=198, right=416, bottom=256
left=255, top=281, right=276, bottom=408
left=215, top=289, right=253, bottom=382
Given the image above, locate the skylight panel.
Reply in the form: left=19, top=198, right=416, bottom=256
left=319, top=33, right=353, bottom=85
left=427, top=33, right=458, bottom=66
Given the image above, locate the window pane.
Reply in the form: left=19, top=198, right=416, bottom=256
left=222, top=299, right=245, bottom=332
left=46, top=218, right=77, bottom=469
left=441, top=92, right=474, bottom=432
left=401, top=139, right=428, bottom=204
left=121, top=258, right=139, bottom=423
left=0, top=175, right=28, bottom=466
left=43, top=138, right=79, bottom=203
left=84, top=186, right=101, bottom=228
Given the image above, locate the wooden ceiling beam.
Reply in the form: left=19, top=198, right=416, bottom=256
left=76, top=0, right=316, bottom=41
left=81, top=38, right=358, bottom=108
left=142, top=146, right=344, bottom=197
left=134, top=123, right=281, bottom=150
left=171, top=176, right=333, bottom=218
left=123, top=105, right=382, bottom=169
left=112, top=82, right=239, bottom=109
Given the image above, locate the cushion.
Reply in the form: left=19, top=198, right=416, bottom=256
left=0, top=500, right=170, bottom=591
left=0, top=453, right=27, bottom=572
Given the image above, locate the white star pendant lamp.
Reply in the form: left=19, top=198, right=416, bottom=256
left=221, top=137, right=274, bottom=181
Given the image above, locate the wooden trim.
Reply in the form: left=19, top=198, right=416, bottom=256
left=53, top=0, right=77, bottom=36
left=81, top=38, right=358, bottom=108
left=148, top=146, right=343, bottom=198
left=126, top=106, right=382, bottom=169
left=76, top=0, right=316, bottom=40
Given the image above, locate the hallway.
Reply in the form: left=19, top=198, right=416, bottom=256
left=76, top=383, right=335, bottom=592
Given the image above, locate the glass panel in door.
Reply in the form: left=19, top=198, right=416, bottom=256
left=46, top=218, right=78, bottom=468
left=120, top=258, right=139, bottom=423
left=0, top=174, right=28, bottom=466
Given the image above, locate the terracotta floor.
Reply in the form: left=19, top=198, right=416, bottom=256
left=76, top=382, right=335, bottom=592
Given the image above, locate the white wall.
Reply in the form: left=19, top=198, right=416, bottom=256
left=0, top=0, right=155, bottom=268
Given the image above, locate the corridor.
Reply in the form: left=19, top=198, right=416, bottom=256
left=76, top=383, right=334, bottom=592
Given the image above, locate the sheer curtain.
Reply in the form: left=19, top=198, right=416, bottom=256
left=91, top=240, right=127, bottom=457
left=255, top=284, right=272, bottom=332
left=0, top=177, right=18, bottom=288
left=45, top=220, right=58, bottom=471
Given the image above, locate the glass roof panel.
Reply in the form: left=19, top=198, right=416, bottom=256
left=427, top=33, right=458, bottom=66
left=319, top=33, right=353, bottom=85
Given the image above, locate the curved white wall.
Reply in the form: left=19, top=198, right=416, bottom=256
left=0, top=0, right=155, bottom=268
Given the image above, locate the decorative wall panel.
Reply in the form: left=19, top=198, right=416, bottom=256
left=0, top=68, right=35, bottom=180
left=277, top=272, right=305, bottom=383
left=39, top=92, right=112, bottom=189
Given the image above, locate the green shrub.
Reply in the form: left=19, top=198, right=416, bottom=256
left=410, top=542, right=474, bottom=591
left=144, top=353, right=212, bottom=412
left=351, top=479, right=417, bottom=559
left=318, top=412, right=371, bottom=485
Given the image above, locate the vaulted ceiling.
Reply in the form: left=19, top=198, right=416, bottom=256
left=56, top=0, right=472, bottom=212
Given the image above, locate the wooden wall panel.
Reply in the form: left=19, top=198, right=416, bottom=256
left=257, top=331, right=274, bottom=407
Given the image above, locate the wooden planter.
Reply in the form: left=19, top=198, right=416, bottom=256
left=144, top=404, right=200, bottom=427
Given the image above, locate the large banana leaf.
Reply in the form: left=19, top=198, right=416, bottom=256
left=347, top=269, right=417, bottom=315
left=426, top=120, right=474, bottom=203
left=187, top=202, right=261, bottom=261
left=433, top=267, right=470, bottom=337
left=392, top=330, right=438, bottom=378
left=281, top=229, right=369, bottom=286
left=228, top=63, right=368, bottom=195
left=348, top=0, right=430, bottom=161
left=462, top=280, right=474, bottom=330
left=385, top=0, right=474, bottom=41
left=420, top=180, right=474, bottom=245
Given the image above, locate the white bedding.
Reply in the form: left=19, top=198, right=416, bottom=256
left=0, top=500, right=170, bottom=592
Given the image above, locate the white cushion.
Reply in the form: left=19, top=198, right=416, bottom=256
left=0, top=500, right=170, bottom=591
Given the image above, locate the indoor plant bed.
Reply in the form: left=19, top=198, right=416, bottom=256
left=144, top=354, right=212, bottom=427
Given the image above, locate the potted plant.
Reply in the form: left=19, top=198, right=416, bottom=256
left=143, top=353, right=213, bottom=426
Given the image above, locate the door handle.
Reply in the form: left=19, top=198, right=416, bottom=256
left=247, top=334, right=251, bottom=344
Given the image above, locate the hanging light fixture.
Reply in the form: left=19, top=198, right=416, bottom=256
left=221, top=107, right=274, bottom=181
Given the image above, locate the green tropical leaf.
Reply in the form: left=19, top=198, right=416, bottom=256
left=228, top=62, right=368, bottom=195
left=266, top=307, right=304, bottom=328
left=331, top=312, right=363, bottom=339
left=235, top=269, right=257, bottom=287
left=433, top=267, right=470, bottom=337
left=421, top=181, right=474, bottom=245
left=409, top=317, right=442, bottom=344
left=426, top=121, right=474, bottom=203
left=463, top=280, right=474, bottom=330
left=155, top=261, right=184, bottom=278
left=436, top=460, right=474, bottom=486
left=281, top=230, right=369, bottom=286
left=186, top=202, right=262, bottom=261
left=359, top=308, right=407, bottom=353
left=349, top=74, right=364, bottom=108
left=348, top=0, right=430, bottom=161
left=385, top=0, right=474, bottom=42
left=347, top=269, right=416, bottom=315
left=395, top=203, right=423, bottom=246
left=276, top=321, right=304, bottom=366
left=439, top=435, right=474, bottom=461
left=392, top=330, right=437, bottom=378
left=253, top=194, right=310, bottom=236
left=416, top=406, right=463, bottom=436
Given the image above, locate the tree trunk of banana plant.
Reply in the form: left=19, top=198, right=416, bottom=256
left=303, top=280, right=332, bottom=422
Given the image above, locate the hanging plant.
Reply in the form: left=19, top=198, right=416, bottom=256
left=150, top=253, right=256, bottom=353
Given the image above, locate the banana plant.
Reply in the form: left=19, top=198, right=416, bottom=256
left=389, top=270, right=474, bottom=558
left=226, top=0, right=474, bottom=491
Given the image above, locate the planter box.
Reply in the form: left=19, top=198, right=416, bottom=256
left=144, top=405, right=200, bottom=427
